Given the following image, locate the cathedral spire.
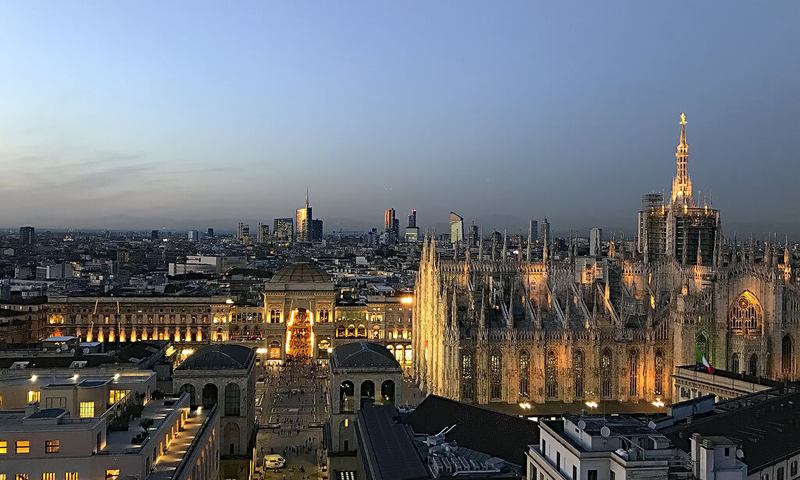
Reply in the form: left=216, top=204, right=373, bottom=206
left=671, top=112, right=693, bottom=205
left=526, top=221, right=532, bottom=262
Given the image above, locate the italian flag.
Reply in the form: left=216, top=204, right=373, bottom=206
left=696, top=347, right=714, bottom=374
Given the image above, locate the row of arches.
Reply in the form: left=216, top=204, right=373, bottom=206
left=179, top=383, right=241, bottom=416
left=67, top=327, right=206, bottom=343
left=462, top=348, right=666, bottom=401
left=339, top=380, right=395, bottom=413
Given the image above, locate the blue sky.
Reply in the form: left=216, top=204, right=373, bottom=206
left=0, top=1, right=798, bottom=235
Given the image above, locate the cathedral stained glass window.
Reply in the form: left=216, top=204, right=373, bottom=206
left=573, top=349, right=585, bottom=399
left=490, top=352, right=502, bottom=399
left=628, top=350, right=638, bottom=397
left=654, top=350, right=664, bottom=396
left=461, top=352, right=474, bottom=400
left=545, top=350, right=558, bottom=399
left=519, top=350, right=530, bottom=398
left=782, top=335, right=793, bottom=378
left=729, top=291, right=763, bottom=334
left=731, top=353, right=740, bottom=374
left=601, top=349, right=612, bottom=398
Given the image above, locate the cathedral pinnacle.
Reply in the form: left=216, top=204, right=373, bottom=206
left=671, top=112, right=692, bottom=206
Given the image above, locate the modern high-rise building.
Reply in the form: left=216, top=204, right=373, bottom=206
left=469, top=223, right=479, bottom=246
left=529, top=220, right=539, bottom=244
left=151, top=229, right=159, bottom=240
left=405, top=210, right=420, bottom=243
left=384, top=208, right=399, bottom=245
left=19, top=226, right=35, bottom=245
left=206, top=227, right=214, bottom=237
left=590, top=227, right=602, bottom=257
left=274, top=218, right=294, bottom=244
left=538, top=218, right=550, bottom=245
left=237, top=222, right=250, bottom=245
left=637, top=113, right=721, bottom=265
left=449, top=212, right=464, bottom=244
left=296, top=191, right=312, bottom=242
left=257, top=223, right=270, bottom=244
left=311, top=219, right=324, bottom=242
left=187, top=230, right=200, bottom=242
left=384, top=208, right=396, bottom=231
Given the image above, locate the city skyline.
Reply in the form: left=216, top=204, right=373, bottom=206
left=1, top=2, right=799, bottom=235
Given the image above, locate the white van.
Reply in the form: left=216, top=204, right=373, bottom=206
left=264, top=454, right=286, bottom=469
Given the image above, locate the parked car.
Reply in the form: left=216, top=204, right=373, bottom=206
left=264, top=454, right=286, bottom=469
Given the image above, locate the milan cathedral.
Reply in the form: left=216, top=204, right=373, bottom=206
left=412, top=114, right=798, bottom=405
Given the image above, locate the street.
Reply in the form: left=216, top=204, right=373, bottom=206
left=254, top=361, right=328, bottom=480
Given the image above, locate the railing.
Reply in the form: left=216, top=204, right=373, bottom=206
left=169, top=403, right=218, bottom=480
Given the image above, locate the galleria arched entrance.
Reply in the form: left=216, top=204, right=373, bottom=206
left=287, top=308, right=313, bottom=362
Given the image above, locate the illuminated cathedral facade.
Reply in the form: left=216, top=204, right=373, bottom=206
left=412, top=114, right=798, bottom=405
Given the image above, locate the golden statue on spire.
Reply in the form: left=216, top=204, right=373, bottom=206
left=680, top=112, right=686, bottom=125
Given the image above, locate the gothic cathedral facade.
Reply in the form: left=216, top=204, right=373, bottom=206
left=412, top=114, right=799, bottom=405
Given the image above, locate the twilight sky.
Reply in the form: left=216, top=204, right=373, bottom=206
left=0, top=1, right=798, bottom=236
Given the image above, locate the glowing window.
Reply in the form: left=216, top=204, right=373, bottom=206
left=66, top=474, right=78, bottom=480
left=105, top=471, right=119, bottom=480
left=80, top=401, right=94, bottom=418
left=16, top=440, right=30, bottom=454
left=45, top=440, right=60, bottom=453
left=16, top=475, right=29, bottom=480
left=42, top=474, right=55, bottom=480
left=108, top=390, right=129, bottom=404
left=27, top=391, right=40, bottom=403
left=0, top=440, right=7, bottom=453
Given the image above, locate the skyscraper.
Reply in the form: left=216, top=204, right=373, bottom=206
left=405, top=210, right=419, bottom=243
left=538, top=218, right=550, bottom=245
left=151, top=229, right=159, bottom=240
left=529, top=220, right=538, bottom=244
left=296, top=190, right=312, bottom=242
left=384, top=208, right=399, bottom=245
left=469, top=223, right=479, bottom=246
left=237, top=222, right=250, bottom=245
left=207, top=228, right=214, bottom=237
left=449, top=212, right=464, bottom=244
left=187, top=230, right=200, bottom=242
left=257, top=223, right=270, bottom=244
left=311, top=219, right=323, bottom=242
left=274, top=218, right=294, bottom=244
left=590, top=227, right=602, bottom=257
left=19, top=226, right=35, bottom=245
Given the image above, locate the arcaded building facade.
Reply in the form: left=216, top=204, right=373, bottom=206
left=413, top=114, right=799, bottom=405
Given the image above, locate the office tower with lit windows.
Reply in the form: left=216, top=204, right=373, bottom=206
left=237, top=222, right=250, bottom=245
left=257, top=223, right=270, bottom=244
left=274, top=218, right=294, bottom=244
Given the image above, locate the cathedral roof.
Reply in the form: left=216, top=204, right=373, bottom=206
left=270, top=262, right=330, bottom=283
